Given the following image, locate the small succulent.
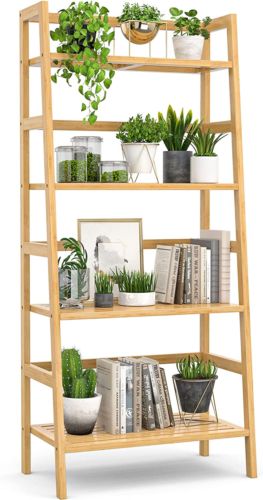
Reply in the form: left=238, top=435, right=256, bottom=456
left=158, top=105, right=200, bottom=151
left=176, top=355, right=217, bottom=380
left=192, top=128, right=227, bottom=157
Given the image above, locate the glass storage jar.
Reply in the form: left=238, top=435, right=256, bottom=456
left=71, top=136, right=103, bottom=182
left=55, top=146, right=87, bottom=182
left=100, top=161, right=129, bottom=183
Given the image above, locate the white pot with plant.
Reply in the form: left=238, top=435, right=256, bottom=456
left=62, top=348, right=102, bottom=435
left=169, top=7, right=211, bottom=60
left=112, top=269, right=156, bottom=307
left=190, top=128, right=227, bottom=183
left=118, top=3, right=163, bottom=45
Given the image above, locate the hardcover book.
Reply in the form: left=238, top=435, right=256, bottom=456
left=160, top=367, right=175, bottom=426
left=141, top=363, right=155, bottom=430
left=96, top=358, right=120, bottom=435
left=175, top=245, right=187, bottom=305
left=141, top=357, right=170, bottom=428
left=154, top=245, right=174, bottom=303
left=119, top=357, right=142, bottom=432
left=201, top=229, right=231, bottom=303
left=191, top=239, right=219, bottom=303
left=184, top=244, right=192, bottom=304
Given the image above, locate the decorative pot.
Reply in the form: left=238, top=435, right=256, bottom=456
left=120, top=21, right=160, bottom=44
left=59, top=268, right=90, bottom=307
left=173, top=35, right=204, bottom=60
left=66, top=24, right=96, bottom=50
left=118, top=291, right=156, bottom=307
left=173, top=375, right=217, bottom=413
left=190, top=156, right=219, bottom=183
left=163, top=151, right=192, bottom=183
left=122, top=143, right=158, bottom=174
left=63, top=393, right=102, bottom=435
left=94, top=293, right=113, bottom=308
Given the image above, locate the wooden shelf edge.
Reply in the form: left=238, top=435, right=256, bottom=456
left=29, top=182, right=239, bottom=191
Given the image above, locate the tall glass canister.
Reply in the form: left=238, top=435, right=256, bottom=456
left=55, top=146, right=87, bottom=182
left=71, top=136, right=103, bottom=182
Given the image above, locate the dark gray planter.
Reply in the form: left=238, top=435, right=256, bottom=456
left=94, top=293, right=113, bottom=308
left=163, top=151, right=192, bottom=183
left=173, top=374, right=217, bottom=413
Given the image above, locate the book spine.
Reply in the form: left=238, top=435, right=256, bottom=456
left=184, top=245, right=192, bottom=304
left=200, top=247, right=207, bottom=304
left=153, top=365, right=170, bottom=428
left=166, top=247, right=181, bottom=304
left=148, top=364, right=164, bottom=429
left=175, top=246, right=186, bottom=305
left=114, top=363, right=120, bottom=434
left=120, top=366, right=126, bottom=434
left=206, top=249, right=211, bottom=304
left=126, top=366, right=133, bottom=433
left=160, top=367, right=175, bottom=426
left=210, top=246, right=219, bottom=303
left=133, top=362, right=142, bottom=432
left=141, top=364, right=155, bottom=430
left=191, top=244, right=200, bottom=304
left=154, top=246, right=172, bottom=304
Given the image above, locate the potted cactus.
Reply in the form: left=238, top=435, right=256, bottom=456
left=62, top=348, right=101, bottom=435
left=94, top=273, right=114, bottom=308
left=112, top=268, right=156, bottom=306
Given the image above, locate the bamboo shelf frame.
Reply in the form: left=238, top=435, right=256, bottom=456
left=20, top=3, right=257, bottom=499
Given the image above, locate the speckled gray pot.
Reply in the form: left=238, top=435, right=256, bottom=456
left=63, top=393, right=102, bottom=435
left=163, top=151, right=192, bottom=183
left=94, top=293, right=113, bottom=308
left=173, top=375, right=217, bottom=413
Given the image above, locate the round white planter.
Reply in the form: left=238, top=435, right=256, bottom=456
left=118, top=291, right=156, bottom=307
left=190, top=156, right=219, bottom=183
left=122, top=143, right=158, bottom=174
left=173, top=35, right=204, bottom=60
left=63, top=393, right=102, bottom=435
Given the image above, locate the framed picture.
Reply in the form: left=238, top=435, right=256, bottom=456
left=78, top=218, right=144, bottom=298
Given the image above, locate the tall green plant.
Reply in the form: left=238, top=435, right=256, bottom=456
left=158, top=105, right=200, bottom=151
left=170, top=7, right=211, bottom=38
left=192, top=128, right=227, bottom=156
left=176, top=355, right=217, bottom=379
left=112, top=268, right=156, bottom=293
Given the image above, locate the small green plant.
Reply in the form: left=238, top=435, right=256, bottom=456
left=158, top=105, right=200, bottom=151
left=192, top=128, right=227, bottom=157
left=95, top=273, right=113, bottom=294
left=169, top=7, right=211, bottom=39
left=176, top=356, right=217, bottom=380
left=62, top=348, right=97, bottom=398
left=112, top=268, right=156, bottom=293
left=118, top=3, right=162, bottom=22
left=50, top=1, right=115, bottom=125
left=116, top=114, right=167, bottom=143
left=58, top=237, right=88, bottom=270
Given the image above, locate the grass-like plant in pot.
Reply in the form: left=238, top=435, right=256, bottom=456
left=190, top=128, right=228, bottom=183
left=158, top=105, right=200, bottom=183
left=62, top=348, right=101, bottom=435
left=112, top=268, right=156, bottom=306
left=116, top=114, right=167, bottom=180
left=170, top=7, right=211, bottom=60
left=58, top=237, right=89, bottom=308
left=94, top=272, right=114, bottom=308
left=50, top=1, right=115, bottom=125
left=118, top=2, right=163, bottom=45
left=172, top=356, right=218, bottom=414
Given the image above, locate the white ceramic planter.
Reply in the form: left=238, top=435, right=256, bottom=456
left=173, top=35, right=204, bottom=60
left=118, top=291, right=156, bottom=307
left=63, top=393, right=102, bottom=435
left=122, top=143, right=158, bottom=174
left=190, top=156, right=219, bottom=183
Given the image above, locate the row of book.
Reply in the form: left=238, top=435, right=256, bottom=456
left=96, top=357, right=175, bottom=434
left=154, top=230, right=230, bottom=305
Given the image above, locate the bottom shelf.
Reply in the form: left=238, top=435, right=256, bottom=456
left=31, top=415, right=248, bottom=453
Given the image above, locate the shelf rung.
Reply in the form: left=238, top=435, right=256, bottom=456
left=24, top=363, right=54, bottom=387
left=29, top=182, right=239, bottom=191
left=22, top=116, right=43, bottom=130
left=202, top=353, right=243, bottom=374
left=23, top=242, right=48, bottom=257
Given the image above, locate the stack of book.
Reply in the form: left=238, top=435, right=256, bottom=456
left=96, top=357, right=175, bottom=434
left=154, top=230, right=230, bottom=305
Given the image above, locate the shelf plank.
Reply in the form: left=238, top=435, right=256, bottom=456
left=29, top=182, right=239, bottom=191
left=31, top=416, right=249, bottom=453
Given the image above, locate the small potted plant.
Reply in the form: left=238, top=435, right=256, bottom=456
left=112, top=268, right=156, bottom=306
left=158, top=105, right=200, bottom=183
left=191, top=128, right=227, bottom=183
left=58, top=237, right=89, bottom=308
left=170, top=7, right=211, bottom=60
left=116, top=114, right=167, bottom=178
left=62, top=348, right=102, bottom=435
left=173, top=356, right=218, bottom=414
left=94, top=273, right=114, bottom=308
left=118, top=2, right=163, bottom=45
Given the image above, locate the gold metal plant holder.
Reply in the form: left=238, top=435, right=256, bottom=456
left=120, top=20, right=163, bottom=45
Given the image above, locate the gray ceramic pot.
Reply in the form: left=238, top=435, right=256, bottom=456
left=163, top=151, right=192, bottom=183
left=94, top=293, right=113, bottom=308
left=173, top=375, right=217, bottom=413
left=63, top=393, right=102, bottom=435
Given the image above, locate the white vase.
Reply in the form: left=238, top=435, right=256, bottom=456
left=122, top=143, right=158, bottom=174
left=63, top=393, right=102, bottom=435
left=118, top=291, right=156, bottom=307
left=190, top=156, right=219, bottom=183
left=172, top=35, right=204, bottom=60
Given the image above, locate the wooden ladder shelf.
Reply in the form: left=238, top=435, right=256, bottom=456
left=20, top=3, right=257, bottom=499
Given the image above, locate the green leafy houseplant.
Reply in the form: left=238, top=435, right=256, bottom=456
left=116, top=114, right=167, bottom=143
left=158, top=105, right=200, bottom=151
left=50, top=1, right=115, bottom=125
left=176, top=356, right=218, bottom=379
left=169, top=7, right=211, bottom=38
left=118, top=2, right=162, bottom=22
left=58, top=237, right=89, bottom=303
left=95, top=273, right=113, bottom=294
left=112, top=268, right=156, bottom=293
left=192, top=129, right=227, bottom=156
left=62, top=348, right=97, bottom=398
left=58, top=237, right=88, bottom=270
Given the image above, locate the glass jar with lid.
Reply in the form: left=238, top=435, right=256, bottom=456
left=100, top=161, right=129, bottom=183
left=55, top=146, right=87, bottom=182
left=71, top=136, right=103, bottom=182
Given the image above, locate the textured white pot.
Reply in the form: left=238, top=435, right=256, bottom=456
left=118, top=291, right=156, bottom=307
left=122, top=143, right=158, bottom=174
left=63, top=393, right=102, bottom=435
left=190, top=156, right=219, bottom=183
left=173, top=35, right=204, bottom=60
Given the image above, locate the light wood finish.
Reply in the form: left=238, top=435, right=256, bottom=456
left=227, top=15, right=257, bottom=478
left=24, top=363, right=54, bottom=387
left=29, top=182, right=239, bottom=191
left=202, top=353, right=242, bottom=374
left=23, top=115, right=43, bottom=130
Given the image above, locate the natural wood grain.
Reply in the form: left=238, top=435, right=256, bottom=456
left=202, top=353, right=242, bottom=374
left=24, top=363, right=54, bottom=387
left=23, top=115, right=43, bottom=129
left=29, top=182, right=239, bottom=191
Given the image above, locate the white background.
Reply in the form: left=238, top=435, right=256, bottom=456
left=1, top=0, right=263, bottom=498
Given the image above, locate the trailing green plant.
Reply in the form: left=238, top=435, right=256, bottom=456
left=176, top=355, right=218, bottom=380
left=95, top=273, right=113, bottom=294
left=116, top=113, right=167, bottom=143
left=62, top=348, right=97, bottom=397
left=118, top=3, right=162, bottom=23
left=112, top=268, right=156, bottom=293
left=169, top=7, right=211, bottom=38
left=50, top=1, right=115, bottom=125
left=83, top=368, right=97, bottom=396
left=192, top=128, right=227, bottom=157
left=58, top=237, right=88, bottom=270
left=158, top=105, right=200, bottom=151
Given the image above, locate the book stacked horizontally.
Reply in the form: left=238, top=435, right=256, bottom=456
left=96, top=357, right=174, bottom=434
left=154, top=230, right=230, bottom=305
